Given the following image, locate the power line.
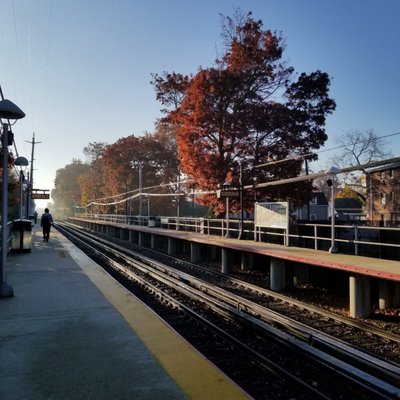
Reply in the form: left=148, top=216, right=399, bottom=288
left=88, top=178, right=194, bottom=203
left=83, top=130, right=400, bottom=208
left=254, top=131, right=400, bottom=170
left=252, top=156, right=400, bottom=190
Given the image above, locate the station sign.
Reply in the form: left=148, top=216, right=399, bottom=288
left=31, top=193, right=50, bottom=199
left=217, top=189, right=240, bottom=199
left=31, top=189, right=50, bottom=200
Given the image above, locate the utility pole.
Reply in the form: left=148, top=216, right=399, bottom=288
left=25, top=133, right=42, bottom=218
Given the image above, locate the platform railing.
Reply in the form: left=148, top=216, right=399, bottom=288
left=256, top=222, right=400, bottom=259
left=74, top=213, right=400, bottom=260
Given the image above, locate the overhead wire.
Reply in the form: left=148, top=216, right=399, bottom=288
left=82, top=130, right=400, bottom=209
left=7, top=0, right=23, bottom=157
left=27, top=0, right=34, bottom=133
left=253, top=131, right=400, bottom=170
left=4, top=1, right=399, bottom=208
left=251, top=156, right=400, bottom=191
left=6, top=0, right=54, bottom=180
left=88, top=178, right=194, bottom=203
left=42, top=0, right=54, bottom=132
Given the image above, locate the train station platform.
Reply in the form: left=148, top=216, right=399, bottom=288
left=70, top=217, right=400, bottom=318
left=0, top=228, right=250, bottom=400
left=71, top=217, right=400, bottom=282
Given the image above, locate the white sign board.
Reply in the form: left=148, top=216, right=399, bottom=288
left=255, top=202, right=289, bottom=229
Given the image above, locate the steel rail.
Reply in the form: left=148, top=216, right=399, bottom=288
left=57, top=222, right=400, bottom=398
left=62, top=220, right=400, bottom=352
left=56, top=223, right=329, bottom=399
left=64, top=221, right=400, bottom=346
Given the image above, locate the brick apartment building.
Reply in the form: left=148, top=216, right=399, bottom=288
left=365, top=162, right=400, bottom=226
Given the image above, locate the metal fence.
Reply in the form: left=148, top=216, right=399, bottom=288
left=75, top=213, right=400, bottom=261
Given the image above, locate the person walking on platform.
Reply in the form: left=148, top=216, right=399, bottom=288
left=41, top=208, right=53, bottom=242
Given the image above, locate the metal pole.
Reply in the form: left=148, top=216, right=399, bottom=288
left=138, top=162, right=143, bottom=220
left=0, top=123, right=13, bottom=297
left=176, top=195, right=180, bottom=230
left=191, top=190, right=194, bottom=217
left=25, top=133, right=41, bottom=218
left=19, top=172, right=23, bottom=219
left=238, top=163, right=244, bottom=239
left=176, top=171, right=180, bottom=230
left=305, top=159, right=311, bottom=220
left=329, top=182, right=338, bottom=253
left=225, top=197, right=230, bottom=237
left=125, top=181, right=128, bottom=223
left=25, top=181, right=30, bottom=219
left=285, top=201, right=290, bottom=246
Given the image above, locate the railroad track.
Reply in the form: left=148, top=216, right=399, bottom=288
left=56, top=222, right=400, bottom=400
left=60, top=222, right=400, bottom=362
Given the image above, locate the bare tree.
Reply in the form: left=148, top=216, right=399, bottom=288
left=330, top=129, right=392, bottom=193
left=333, top=129, right=391, bottom=169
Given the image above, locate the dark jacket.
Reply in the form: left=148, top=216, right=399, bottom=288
left=41, top=212, right=53, bottom=227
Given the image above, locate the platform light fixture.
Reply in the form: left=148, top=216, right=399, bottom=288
left=0, top=98, right=26, bottom=298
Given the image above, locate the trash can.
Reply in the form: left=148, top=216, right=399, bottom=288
left=11, top=219, right=32, bottom=252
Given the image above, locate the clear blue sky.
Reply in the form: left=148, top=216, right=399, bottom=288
left=1, top=0, right=400, bottom=205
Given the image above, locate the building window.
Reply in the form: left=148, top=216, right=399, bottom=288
left=381, top=192, right=386, bottom=206
left=391, top=169, right=395, bottom=179
left=391, top=191, right=397, bottom=204
left=380, top=171, right=385, bottom=182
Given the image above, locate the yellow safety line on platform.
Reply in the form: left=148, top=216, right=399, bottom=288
left=61, top=236, right=250, bottom=400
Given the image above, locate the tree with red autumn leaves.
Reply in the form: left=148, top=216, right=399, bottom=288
left=152, top=12, right=336, bottom=215
left=82, top=125, right=178, bottom=215
left=52, top=124, right=179, bottom=217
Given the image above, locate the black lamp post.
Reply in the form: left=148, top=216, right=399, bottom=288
left=0, top=99, right=25, bottom=298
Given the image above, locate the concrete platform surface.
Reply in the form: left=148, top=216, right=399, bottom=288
left=1, top=227, right=249, bottom=400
